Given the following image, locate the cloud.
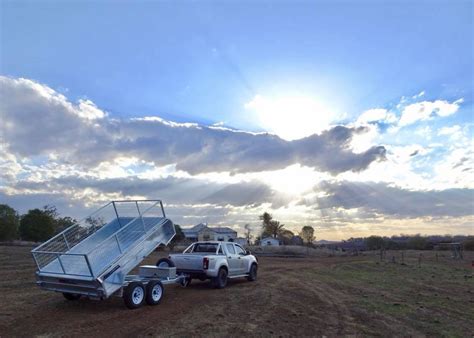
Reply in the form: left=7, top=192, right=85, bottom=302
left=399, top=99, right=463, bottom=127
left=0, top=76, right=107, bottom=157
left=308, top=181, right=474, bottom=218
left=12, top=174, right=288, bottom=208
left=356, top=108, right=397, bottom=125
left=0, top=76, right=386, bottom=175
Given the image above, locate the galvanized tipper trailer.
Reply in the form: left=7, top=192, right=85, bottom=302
left=31, top=200, right=186, bottom=309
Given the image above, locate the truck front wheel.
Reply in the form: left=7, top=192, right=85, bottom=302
left=247, top=264, right=257, bottom=281
left=211, top=268, right=228, bottom=289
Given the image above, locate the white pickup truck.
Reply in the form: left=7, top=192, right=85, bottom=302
left=157, top=241, right=258, bottom=289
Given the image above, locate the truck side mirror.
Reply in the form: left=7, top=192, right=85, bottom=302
left=246, top=250, right=251, bottom=255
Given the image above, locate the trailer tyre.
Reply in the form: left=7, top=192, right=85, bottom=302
left=145, top=280, right=164, bottom=305
left=63, top=292, right=81, bottom=301
left=156, top=258, right=175, bottom=268
left=247, top=263, right=257, bottom=281
left=123, top=282, right=145, bottom=309
left=212, top=267, right=228, bottom=289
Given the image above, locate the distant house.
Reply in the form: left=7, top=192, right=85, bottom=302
left=182, top=223, right=237, bottom=242
left=290, top=235, right=304, bottom=246
left=260, top=237, right=280, bottom=246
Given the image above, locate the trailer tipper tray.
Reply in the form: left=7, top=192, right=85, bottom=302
left=32, top=200, right=186, bottom=309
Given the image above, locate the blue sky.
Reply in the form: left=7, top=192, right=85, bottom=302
left=1, top=0, right=473, bottom=239
left=2, top=1, right=472, bottom=127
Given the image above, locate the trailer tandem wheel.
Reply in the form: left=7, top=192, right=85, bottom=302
left=123, top=282, right=146, bottom=309
left=145, top=280, right=164, bottom=305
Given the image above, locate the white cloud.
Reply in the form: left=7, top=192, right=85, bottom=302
left=356, top=108, right=397, bottom=125
left=76, top=99, right=107, bottom=120
left=437, top=125, right=463, bottom=141
left=399, top=99, right=463, bottom=127
left=412, top=90, right=425, bottom=99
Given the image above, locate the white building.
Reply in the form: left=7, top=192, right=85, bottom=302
left=260, top=237, right=280, bottom=246
left=182, top=223, right=237, bottom=242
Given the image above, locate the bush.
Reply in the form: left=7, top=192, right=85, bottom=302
left=365, top=236, right=384, bottom=250
left=407, top=235, right=428, bottom=250
left=0, top=204, right=19, bottom=240
left=19, top=209, right=56, bottom=242
left=463, top=237, right=474, bottom=251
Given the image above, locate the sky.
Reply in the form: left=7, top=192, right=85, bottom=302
left=0, top=0, right=473, bottom=240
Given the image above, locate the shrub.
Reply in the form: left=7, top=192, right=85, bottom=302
left=19, top=209, right=56, bottom=242
left=463, top=237, right=474, bottom=251
left=0, top=204, right=19, bottom=240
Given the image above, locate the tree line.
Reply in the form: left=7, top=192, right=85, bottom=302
left=0, top=203, right=187, bottom=247
left=343, top=234, right=474, bottom=251
left=0, top=204, right=76, bottom=242
left=257, top=211, right=316, bottom=245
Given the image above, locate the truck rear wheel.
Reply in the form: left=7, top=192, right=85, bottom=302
left=123, top=282, right=145, bottom=309
left=211, top=268, right=228, bottom=289
left=145, top=280, right=164, bottom=305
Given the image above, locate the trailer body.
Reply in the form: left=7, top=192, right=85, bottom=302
left=32, top=200, right=177, bottom=301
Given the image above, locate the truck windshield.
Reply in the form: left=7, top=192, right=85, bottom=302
left=186, top=243, right=218, bottom=253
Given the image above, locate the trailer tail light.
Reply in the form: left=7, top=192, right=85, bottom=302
left=203, top=257, right=209, bottom=270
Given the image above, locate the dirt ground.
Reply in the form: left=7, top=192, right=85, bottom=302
left=0, top=245, right=473, bottom=337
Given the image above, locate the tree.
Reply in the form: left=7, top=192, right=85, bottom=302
left=407, top=235, right=428, bottom=250
left=269, top=220, right=285, bottom=238
left=55, top=216, right=77, bottom=232
left=259, top=212, right=272, bottom=229
left=244, top=224, right=253, bottom=244
left=259, top=212, right=285, bottom=238
left=0, top=204, right=19, bottom=240
left=278, top=229, right=294, bottom=245
left=41, top=205, right=77, bottom=232
left=463, top=237, right=474, bottom=251
left=300, top=226, right=315, bottom=245
left=365, top=235, right=384, bottom=250
left=19, top=208, right=56, bottom=241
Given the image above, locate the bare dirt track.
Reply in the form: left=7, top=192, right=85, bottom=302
left=0, top=245, right=473, bottom=337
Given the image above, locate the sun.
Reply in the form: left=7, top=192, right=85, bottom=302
left=245, top=94, right=337, bottom=141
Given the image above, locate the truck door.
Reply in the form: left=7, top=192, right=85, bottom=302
left=225, top=243, right=240, bottom=276
left=233, top=244, right=247, bottom=274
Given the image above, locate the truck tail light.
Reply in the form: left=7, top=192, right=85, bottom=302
left=203, top=257, right=209, bottom=270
